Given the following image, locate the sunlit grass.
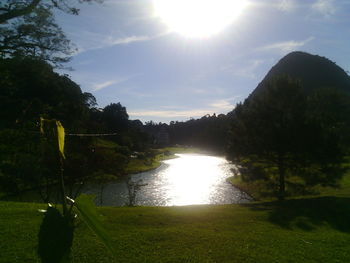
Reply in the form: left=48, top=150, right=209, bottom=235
left=227, top=167, right=350, bottom=200
left=1, top=200, right=349, bottom=262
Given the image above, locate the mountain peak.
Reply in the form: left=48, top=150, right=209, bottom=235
left=251, top=51, right=350, bottom=97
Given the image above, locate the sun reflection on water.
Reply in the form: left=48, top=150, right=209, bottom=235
left=83, top=153, right=251, bottom=206
left=161, top=154, right=230, bottom=205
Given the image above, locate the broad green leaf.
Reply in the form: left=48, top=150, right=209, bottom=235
left=56, top=120, right=65, bottom=159
left=74, top=194, right=115, bottom=256
left=40, top=118, right=65, bottom=159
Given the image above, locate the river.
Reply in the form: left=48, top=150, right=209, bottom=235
left=83, top=153, right=252, bottom=206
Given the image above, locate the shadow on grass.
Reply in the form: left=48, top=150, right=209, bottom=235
left=244, top=196, right=350, bottom=232
left=38, top=207, right=74, bottom=263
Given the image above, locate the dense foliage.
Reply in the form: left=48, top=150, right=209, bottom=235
left=143, top=114, right=231, bottom=153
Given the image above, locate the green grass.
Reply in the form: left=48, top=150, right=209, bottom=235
left=1, top=198, right=350, bottom=263
left=227, top=169, right=350, bottom=201
left=125, top=152, right=176, bottom=174
left=159, top=146, right=206, bottom=154
left=125, top=158, right=163, bottom=174
left=94, top=138, right=120, bottom=149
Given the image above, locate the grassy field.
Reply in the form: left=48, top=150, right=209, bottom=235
left=227, top=168, right=350, bottom=201
left=1, top=196, right=350, bottom=263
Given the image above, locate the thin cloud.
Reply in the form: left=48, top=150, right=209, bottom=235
left=93, top=80, right=116, bottom=91
left=278, top=0, right=297, bottom=12
left=75, top=31, right=170, bottom=55
left=107, top=30, right=171, bottom=46
left=257, top=37, right=315, bottom=54
left=222, top=59, right=265, bottom=79
left=129, top=109, right=213, bottom=118
left=75, top=34, right=152, bottom=54
left=129, top=98, right=239, bottom=119
left=108, top=35, right=153, bottom=45
left=92, top=76, right=132, bottom=91
left=250, top=0, right=298, bottom=12
left=209, top=99, right=236, bottom=111
left=312, top=0, right=337, bottom=17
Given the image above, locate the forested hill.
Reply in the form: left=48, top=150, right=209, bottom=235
left=145, top=52, right=350, bottom=153
left=251, top=51, right=350, bottom=97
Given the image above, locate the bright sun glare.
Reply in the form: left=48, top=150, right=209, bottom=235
left=153, top=0, right=248, bottom=38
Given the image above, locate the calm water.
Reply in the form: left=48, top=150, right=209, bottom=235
left=83, top=153, right=251, bottom=206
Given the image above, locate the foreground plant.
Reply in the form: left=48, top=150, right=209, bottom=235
left=39, top=118, right=115, bottom=262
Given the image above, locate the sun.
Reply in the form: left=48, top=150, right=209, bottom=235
left=153, top=0, right=248, bottom=38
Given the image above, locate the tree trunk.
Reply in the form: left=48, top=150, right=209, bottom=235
left=277, top=155, right=286, bottom=201
left=59, top=156, right=68, bottom=216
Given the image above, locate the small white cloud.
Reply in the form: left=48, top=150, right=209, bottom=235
left=209, top=99, right=236, bottom=111
left=278, top=0, right=297, bottom=12
left=257, top=37, right=315, bottom=54
left=312, top=0, right=337, bottom=17
left=92, top=77, right=132, bottom=91
left=108, top=35, right=152, bottom=45
left=93, top=80, right=118, bottom=91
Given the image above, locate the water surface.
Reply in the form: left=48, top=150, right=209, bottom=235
left=83, top=153, right=251, bottom=206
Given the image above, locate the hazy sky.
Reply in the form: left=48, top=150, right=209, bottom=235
left=56, top=0, right=350, bottom=123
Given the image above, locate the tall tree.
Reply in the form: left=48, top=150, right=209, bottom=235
left=0, top=57, right=89, bottom=129
left=102, top=103, right=129, bottom=133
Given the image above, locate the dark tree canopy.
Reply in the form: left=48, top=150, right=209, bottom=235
left=142, top=114, right=230, bottom=152
left=102, top=103, right=129, bottom=132
left=0, top=57, right=89, bottom=129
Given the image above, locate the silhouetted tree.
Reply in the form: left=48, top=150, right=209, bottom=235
left=102, top=103, right=129, bottom=133
left=0, top=57, right=88, bottom=129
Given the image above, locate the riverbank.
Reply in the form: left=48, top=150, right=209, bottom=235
left=1, top=197, right=349, bottom=262
left=227, top=169, right=350, bottom=201
left=125, top=146, right=206, bottom=174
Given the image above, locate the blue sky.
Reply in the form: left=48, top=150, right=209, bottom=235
left=56, top=0, right=350, bottom=123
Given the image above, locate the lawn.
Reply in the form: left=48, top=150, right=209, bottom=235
left=1, top=196, right=350, bottom=263
left=227, top=166, right=350, bottom=201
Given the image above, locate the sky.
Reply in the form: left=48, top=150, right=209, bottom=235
left=56, top=0, right=350, bottom=123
